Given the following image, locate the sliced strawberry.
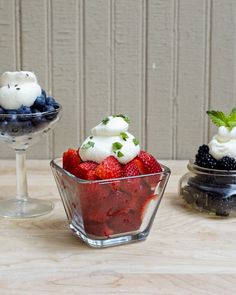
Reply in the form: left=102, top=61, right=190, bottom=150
left=137, top=151, right=162, bottom=174
left=63, top=148, right=82, bottom=177
left=77, top=161, right=99, bottom=180
left=107, top=209, right=142, bottom=234
left=95, top=156, right=122, bottom=179
left=123, top=160, right=140, bottom=177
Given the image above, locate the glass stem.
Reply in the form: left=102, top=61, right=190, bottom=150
left=15, top=149, right=28, bottom=201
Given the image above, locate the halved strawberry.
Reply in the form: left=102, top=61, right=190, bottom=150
left=137, top=151, right=162, bottom=174
left=123, top=160, right=140, bottom=177
left=77, top=161, right=99, bottom=180
left=95, top=156, right=122, bottom=179
left=63, top=148, right=82, bottom=177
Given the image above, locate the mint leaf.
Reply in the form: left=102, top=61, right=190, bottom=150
left=229, top=107, right=236, bottom=122
left=117, top=151, right=124, bottom=158
left=102, top=117, right=109, bottom=125
left=120, top=132, right=129, bottom=141
left=133, top=138, right=139, bottom=146
left=113, top=114, right=130, bottom=124
left=81, top=141, right=95, bottom=149
left=89, top=136, right=93, bottom=139
left=112, top=142, right=123, bottom=153
left=206, top=110, right=228, bottom=127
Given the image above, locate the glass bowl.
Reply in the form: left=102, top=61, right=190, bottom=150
left=51, top=158, right=171, bottom=248
left=0, top=106, right=62, bottom=218
left=179, top=160, right=236, bottom=217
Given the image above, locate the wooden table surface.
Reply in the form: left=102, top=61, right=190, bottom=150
left=0, top=160, right=235, bottom=295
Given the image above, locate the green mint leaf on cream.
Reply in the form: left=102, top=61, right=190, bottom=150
left=207, top=110, right=228, bottom=128
left=120, top=132, right=129, bottom=141
left=133, top=138, right=139, bottom=146
left=82, top=141, right=95, bottom=149
left=113, top=114, right=130, bottom=124
left=102, top=117, right=109, bottom=125
left=207, top=108, right=236, bottom=130
left=117, top=151, right=124, bottom=158
left=112, top=142, right=123, bottom=153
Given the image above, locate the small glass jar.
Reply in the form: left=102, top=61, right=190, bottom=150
left=179, top=160, right=236, bottom=217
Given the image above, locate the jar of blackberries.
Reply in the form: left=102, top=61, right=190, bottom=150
left=179, top=160, right=236, bottom=217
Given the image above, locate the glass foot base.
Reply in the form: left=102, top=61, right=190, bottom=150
left=0, top=197, right=54, bottom=219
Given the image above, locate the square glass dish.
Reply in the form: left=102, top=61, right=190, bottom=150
left=51, top=158, right=170, bottom=248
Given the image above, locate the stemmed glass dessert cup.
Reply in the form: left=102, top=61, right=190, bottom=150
left=0, top=106, right=62, bottom=218
left=51, top=158, right=171, bottom=248
left=179, top=160, right=236, bottom=217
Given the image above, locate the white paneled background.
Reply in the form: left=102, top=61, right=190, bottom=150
left=0, top=0, right=236, bottom=159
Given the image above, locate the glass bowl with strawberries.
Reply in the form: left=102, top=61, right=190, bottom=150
left=51, top=115, right=171, bottom=248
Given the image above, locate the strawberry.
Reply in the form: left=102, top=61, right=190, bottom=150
left=137, top=151, right=162, bottom=174
left=95, top=156, right=122, bottom=179
left=123, top=160, right=140, bottom=177
left=77, top=161, right=99, bottom=180
left=63, top=148, right=82, bottom=177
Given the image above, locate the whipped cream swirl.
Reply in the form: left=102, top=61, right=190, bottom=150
left=79, top=115, right=140, bottom=164
left=209, top=126, right=236, bottom=160
left=0, top=71, right=41, bottom=109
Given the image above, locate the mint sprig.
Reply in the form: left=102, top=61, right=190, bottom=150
left=102, top=117, right=110, bottom=125
left=81, top=141, right=95, bottom=149
left=112, top=142, right=123, bottom=152
left=207, top=108, right=236, bottom=130
left=133, top=138, right=139, bottom=146
left=120, top=132, right=129, bottom=141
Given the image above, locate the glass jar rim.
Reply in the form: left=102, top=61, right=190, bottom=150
left=188, top=159, right=236, bottom=176
left=0, top=104, right=62, bottom=118
left=51, top=157, right=171, bottom=184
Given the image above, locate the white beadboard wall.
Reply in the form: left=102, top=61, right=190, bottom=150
left=0, top=0, right=236, bottom=159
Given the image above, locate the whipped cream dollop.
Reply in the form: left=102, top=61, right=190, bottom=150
left=209, top=126, right=236, bottom=160
left=79, top=115, right=140, bottom=164
left=0, top=71, right=41, bottom=109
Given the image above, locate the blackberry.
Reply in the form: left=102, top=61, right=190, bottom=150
left=218, top=156, right=236, bottom=170
left=195, top=145, right=217, bottom=169
left=197, top=144, right=209, bottom=155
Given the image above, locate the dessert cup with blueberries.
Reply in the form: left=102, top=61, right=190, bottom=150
left=51, top=115, right=170, bottom=247
left=179, top=108, right=236, bottom=217
left=0, top=71, right=62, bottom=218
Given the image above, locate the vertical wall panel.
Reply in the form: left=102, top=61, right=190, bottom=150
left=176, top=0, right=207, bottom=159
left=52, top=0, right=80, bottom=157
left=21, top=0, right=49, bottom=158
left=146, top=0, right=174, bottom=159
left=209, top=0, right=236, bottom=139
left=0, top=0, right=236, bottom=159
left=113, top=0, right=146, bottom=145
left=0, top=0, right=18, bottom=158
left=83, top=0, right=111, bottom=136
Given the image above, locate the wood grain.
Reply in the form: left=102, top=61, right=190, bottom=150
left=0, top=160, right=236, bottom=294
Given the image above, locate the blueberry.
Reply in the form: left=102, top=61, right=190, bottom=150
left=33, top=95, right=46, bottom=111
left=17, top=105, right=32, bottom=115
left=31, top=113, right=47, bottom=127
left=31, top=108, right=40, bottom=114
left=0, top=120, right=8, bottom=133
left=45, top=96, right=55, bottom=105
left=21, top=120, right=33, bottom=133
left=41, top=89, right=47, bottom=98
left=6, top=109, right=18, bottom=115
left=0, top=107, right=5, bottom=122
left=0, top=107, right=5, bottom=115
left=46, top=96, right=60, bottom=109
left=44, top=105, right=57, bottom=120
left=7, top=118, right=21, bottom=135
